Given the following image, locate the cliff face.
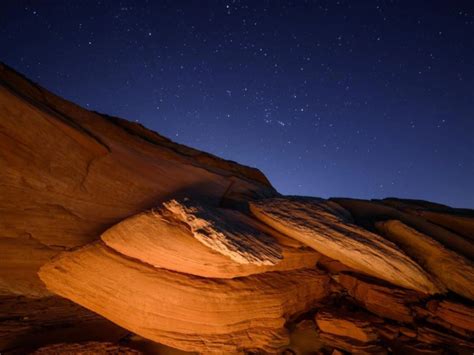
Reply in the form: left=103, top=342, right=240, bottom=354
left=1, top=64, right=473, bottom=354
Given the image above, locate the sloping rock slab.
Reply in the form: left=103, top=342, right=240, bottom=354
left=336, top=273, right=424, bottom=323
left=425, top=300, right=474, bottom=334
left=38, top=242, right=331, bottom=353
left=411, top=210, right=474, bottom=241
left=316, top=310, right=379, bottom=343
left=0, top=62, right=275, bottom=297
left=332, top=198, right=474, bottom=259
left=102, top=200, right=320, bottom=278
left=376, top=220, right=474, bottom=300
left=250, top=197, right=441, bottom=294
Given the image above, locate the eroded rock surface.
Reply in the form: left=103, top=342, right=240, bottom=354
left=333, top=198, right=474, bottom=259
left=336, top=273, right=424, bottom=323
left=376, top=219, right=474, bottom=300
left=102, top=200, right=320, bottom=278
left=38, top=242, right=331, bottom=353
left=2, top=63, right=474, bottom=354
left=0, top=62, right=276, bottom=298
left=249, top=197, right=442, bottom=294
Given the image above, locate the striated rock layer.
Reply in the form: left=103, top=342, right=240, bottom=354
left=376, top=219, right=474, bottom=300
left=249, top=197, right=442, bottom=294
left=102, top=199, right=320, bottom=278
left=2, top=63, right=474, bottom=354
left=39, top=242, right=331, bottom=353
left=0, top=62, right=275, bottom=298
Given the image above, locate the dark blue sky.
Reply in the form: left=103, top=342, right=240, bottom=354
left=2, top=1, right=473, bottom=207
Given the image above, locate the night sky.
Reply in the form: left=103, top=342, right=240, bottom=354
left=1, top=1, right=473, bottom=207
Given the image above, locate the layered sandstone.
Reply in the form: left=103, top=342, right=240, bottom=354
left=249, top=197, right=442, bottom=294
left=376, top=220, right=474, bottom=300
left=101, top=200, right=320, bottom=278
left=2, top=63, right=474, bottom=354
left=38, top=242, right=331, bottom=353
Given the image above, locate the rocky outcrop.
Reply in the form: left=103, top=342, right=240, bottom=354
left=333, top=198, right=474, bottom=259
left=2, top=63, right=474, bottom=354
left=419, top=300, right=474, bottom=336
left=336, top=273, right=425, bottom=323
left=316, top=309, right=379, bottom=343
left=376, top=220, right=474, bottom=300
left=249, top=197, right=442, bottom=294
left=38, top=242, right=331, bottom=353
left=102, top=200, right=320, bottom=278
left=0, top=62, right=275, bottom=298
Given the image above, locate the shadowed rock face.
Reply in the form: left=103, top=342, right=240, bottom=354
left=2, top=64, right=474, bottom=354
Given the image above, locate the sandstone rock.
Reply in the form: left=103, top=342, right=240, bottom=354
left=317, top=254, right=356, bottom=274
left=417, top=327, right=474, bottom=350
left=337, top=273, right=423, bottom=323
left=376, top=324, right=400, bottom=340
left=315, top=310, right=379, bottom=343
left=392, top=342, right=444, bottom=355
left=399, top=327, right=417, bottom=338
left=318, top=333, right=386, bottom=354
left=38, top=242, right=331, bottom=353
left=424, top=300, right=474, bottom=334
left=0, top=296, right=127, bottom=353
left=32, top=341, right=142, bottom=354
left=286, top=319, right=324, bottom=354
left=250, top=197, right=441, bottom=294
left=0, top=62, right=275, bottom=297
left=333, top=198, right=474, bottom=259
left=408, top=210, right=474, bottom=241
left=376, top=220, right=474, bottom=300
left=0, top=236, right=57, bottom=297
left=3, top=62, right=474, bottom=355
left=380, top=198, right=474, bottom=242
left=102, top=200, right=320, bottom=278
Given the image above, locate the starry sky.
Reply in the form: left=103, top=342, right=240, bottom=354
left=1, top=1, right=473, bottom=207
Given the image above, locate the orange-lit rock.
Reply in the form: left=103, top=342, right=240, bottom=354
left=336, top=273, right=423, bottom=323
left=0, top=62, right=275, bottom=297
left=38, top=242, right=331, bottom=353
left=249, top=197, right=442, bottom=294
left=315, top=310, right=379, bottom=343
left=2, top=63, right=474, bottom=354
left=332, top=198, right=474, bottom=259
left=102, top=200, right=320, bottom=278
left=425, top=300, right=474, bottom=334
left=376, top=220, right=474, bottom=300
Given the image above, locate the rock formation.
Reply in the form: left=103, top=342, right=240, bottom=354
left=1, top=63, right=473, bottom=354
